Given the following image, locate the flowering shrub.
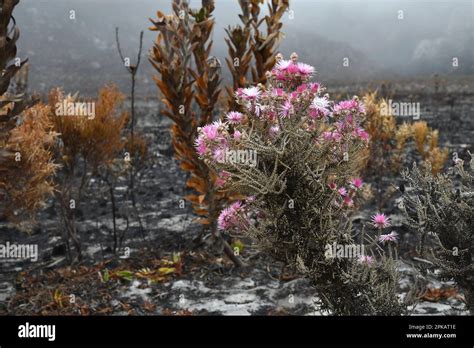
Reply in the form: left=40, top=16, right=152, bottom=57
left=196, top=53, right=407, bottom=315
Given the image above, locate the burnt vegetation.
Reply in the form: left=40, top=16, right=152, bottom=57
left=0, top=0, right=472, bottom=316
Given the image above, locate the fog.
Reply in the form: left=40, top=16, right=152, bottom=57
left=14, top=0, right=474, bottom=96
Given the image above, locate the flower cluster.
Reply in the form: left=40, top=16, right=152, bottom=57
left=195, top=120, right=229, bottom=163
left=196, top=54, right=370, bottom=215
left=194, top=53, right=406, bottom=315
left=358, top=255, right=374, bottom=265
left=355, top=212, right=398, bottom=268
left=371, top=212, right=398, bottom=245
left=196, top=53, right=370, bottom=232
left=329, top=177, right=364, bottom=208
left=217, top=200, right=250, bottom=233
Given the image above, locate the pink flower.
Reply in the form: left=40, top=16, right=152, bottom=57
left=308, top=83, right=320, bottom=93
left=297, top=62, right=315, bottom=75
left=213, top=147, right=226, bottom=162
left=290, top=91, right=299, bottom=99
left=231, top=200, right=243, bottom=209
left=323, top=131, right=333, bottom=141
left=215, top=177, right=225, bottom=187
left=371, top=213, right=391, bottom=229
left=217, top=207, right=234, bottom=230
left=355, top=127, right=369, bottom=142
left=322, top=131, right=342, bottom=143
left=333, top=99, right=358, bottom=113
left=351, top=178, right=363, bottom=189
left=201, top=124, right=219, bottom=141
left=358, top=255, right=374, bottom=265
left=266, top=110, right=277, bottom=121
left=233, top=130, right=242, bottom=141
left=279, top=99, right=293, bottom=118
left=226, top=111, right=243, bottom=124
left=215, top=170, right=231, bottom=188
left=338, top=187, right=347, bottom=196
left=333, top=99, right=365, bottom=114
left=217, top=201, right=248, bottom=231
left=379, top=231, right=398, bottom=244
left=345, top=114, right=354, bottom=125
left=296, top=84, right=308, bottom=94
left=275, top=72, right=287, bottom=81
left=195, top=137, right=207, bottom=156
left=219, top=136, right=228, bottom=147
left=275, top=59, right=293, bottom=71
left=343, top=196, right=354, bottom=207
left=310, top=96, right=330, bottom=118
left=269, top=125, right=280, bottom=137
left=241, top=87, right=261, bottom=100
left=332, top=131, right=342, bottom=142
left=328, top=182, right=337, bottom=190
left=287, top=63, right=300, bottom=74
left=272, top=88, right=285, bottom=97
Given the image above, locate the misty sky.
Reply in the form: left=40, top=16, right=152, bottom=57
left=14, top=0, right=474, bottom=96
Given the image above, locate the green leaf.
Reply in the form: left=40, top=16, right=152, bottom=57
left=116, top=270, right=133, bottom=281
left=232, top=240, right=245, bottom=254
left=158, top=267, right=176, bottom=276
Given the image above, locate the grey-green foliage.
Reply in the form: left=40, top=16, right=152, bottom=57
left=400, top=153, right=474, bottom=313
left=199, top=55, right=409, bottom=315
left=212, top=107, right=406, bottom=315
left=239, top=121, right=406, bottom=315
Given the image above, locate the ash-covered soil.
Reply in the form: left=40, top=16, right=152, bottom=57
left=0, top=97, right=471, bottom=316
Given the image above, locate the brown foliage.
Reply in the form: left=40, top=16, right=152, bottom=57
left=225, top=0, right=289, bottom=107
left=1, top=105, right=57, bottom=221
left=411, top=121, right=448, bottom=175
left=362, top=92, right=448, bottom=207
left=150, top=1, right=248, bottom=266
left=363, top=93, right=448, bottom=176
left=45, top=86, right=128, bottom=261
left=150, top=0, right=288, bottom=233
left=248, top=0, right=289, bottom=84
left=0, top=0, right=56, bottom=221
left=149, top=1, right=226, bottom=229
left=48, top=86, right=128, bottom=173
